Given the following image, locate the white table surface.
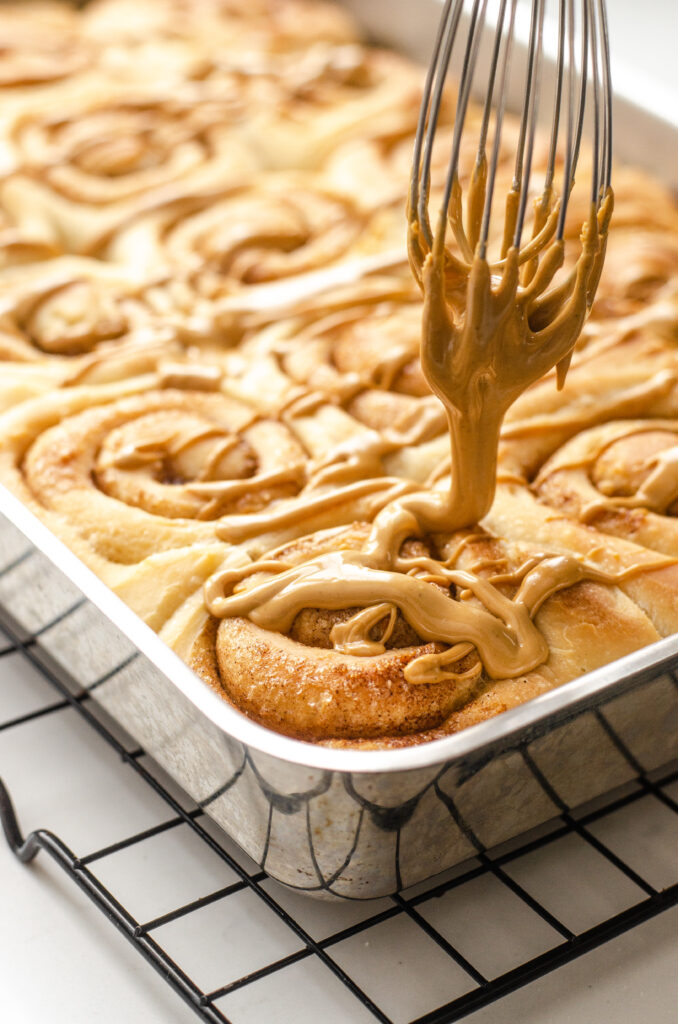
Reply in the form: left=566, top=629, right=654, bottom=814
left=2, top=2, right=678, bottom=1022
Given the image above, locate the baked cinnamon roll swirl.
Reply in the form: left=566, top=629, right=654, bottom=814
left=0, top=258, right=189, bottom=409
left=229, top=292, right=450, bottom=485
left=485, top=478, right=678, bottom=641
left=0, top=259, right=155, bottom=359
left=242, top=295, right=428, bottom=402
left=587, top=230, right=678, bottom=324
left=0, top=375, right=306, bottom=561
left=0, top=361, right=430, bottom=570
left=105, top=174, right=403, bottom=299
left=177, top=518, right=666, bottom=745
left=0, top=88, right=258, bottom=254
left=499, top=328, right=678, bottom=486
left=234, top=46, right=425, bottom=170
left=534, top=420, right=678, bottom=558
left=0, top=3, right=93, bottom=96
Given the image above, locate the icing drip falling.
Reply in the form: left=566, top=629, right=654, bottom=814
left=398, top=170, right=613, bottom=544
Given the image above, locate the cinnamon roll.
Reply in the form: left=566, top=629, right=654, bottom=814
left=233, top=46, right=426, bottom=170
left=104, top=173, right=407, bottom=303
left=0, top=3, right=93, bottom=97
left=178, top=517, right=667, bottom=745
left=0, top=86, right=258, bottom=255
left=83, top=0, right=360, bottom=54
left=0, top=257, right=186, bottom=409
left=588, top=229, right=678, bottom=324
left=0, top=375, right=298, bottom=560
left=534, top=420, right=678, bottom=557
left=0, top=363, right=430, bottom=572
left=499, top=329, right=678, bottom=486
left=485, top=480, right=678, bottom=643
left=258, top=299, right=429, bottom=400
left=225, top=289, right=450, bottom=486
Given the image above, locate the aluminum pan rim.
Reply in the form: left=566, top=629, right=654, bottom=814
left=2, top=481, right=677, bottom=774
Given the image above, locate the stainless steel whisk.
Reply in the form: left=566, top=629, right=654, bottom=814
left=406, top=0, right=614, bottom=530
left=409, top=0, right=613, bottom=304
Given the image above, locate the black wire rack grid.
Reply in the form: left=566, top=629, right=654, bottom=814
left=1, top=609, right=678, bottom=1024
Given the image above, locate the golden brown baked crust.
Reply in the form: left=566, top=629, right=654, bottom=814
left=0, top=0, right=675, bottom=748
left=186, top=527, right=661, bottom=745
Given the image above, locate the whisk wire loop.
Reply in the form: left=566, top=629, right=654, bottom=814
left=410, top=0, right=613, bottom=266
left=512, top=0, right=546, bottom=249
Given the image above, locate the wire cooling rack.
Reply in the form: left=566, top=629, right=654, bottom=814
left=1, top=613, right=678, bottom=1024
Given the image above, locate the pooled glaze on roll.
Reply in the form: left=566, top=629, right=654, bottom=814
left=205, top=540, right=658, bottom=685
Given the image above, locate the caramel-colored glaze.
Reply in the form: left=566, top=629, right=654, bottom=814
left=205, top=538, right=661, bottom=685
left=206, top=177, right=615, bottom=690
left=196, top=525, right=664, bottom=743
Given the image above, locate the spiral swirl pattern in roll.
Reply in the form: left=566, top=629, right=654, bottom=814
left=0, top=256, right=197, bottom=411
left=0, top=87, right=259, bottom=254
left=0, top=3, right=93, bottom=94
left=535, top=419, right=678, bottom=556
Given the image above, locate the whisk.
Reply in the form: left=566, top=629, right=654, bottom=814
left=406, top=0, right=614, bottom=530
left=410, top=0, right=612, bottom=258
left=420, top=0, right=610, bottom=214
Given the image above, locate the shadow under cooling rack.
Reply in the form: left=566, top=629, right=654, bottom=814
left=1, top=618, right=678, bottom=1024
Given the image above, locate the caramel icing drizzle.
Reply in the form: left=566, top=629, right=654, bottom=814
left=205, top=543, right=653, bottom=685
left=205, top=169, right=619, bottom=686
left=625, top=445, right=678, bottom=515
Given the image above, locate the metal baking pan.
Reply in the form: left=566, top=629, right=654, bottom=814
left=0, top=0, right=677, bottom=900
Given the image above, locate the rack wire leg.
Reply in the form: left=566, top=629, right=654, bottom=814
left=0, top=777, right=43, bottom=863
left=0, top=776, right=232, bottom=1023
